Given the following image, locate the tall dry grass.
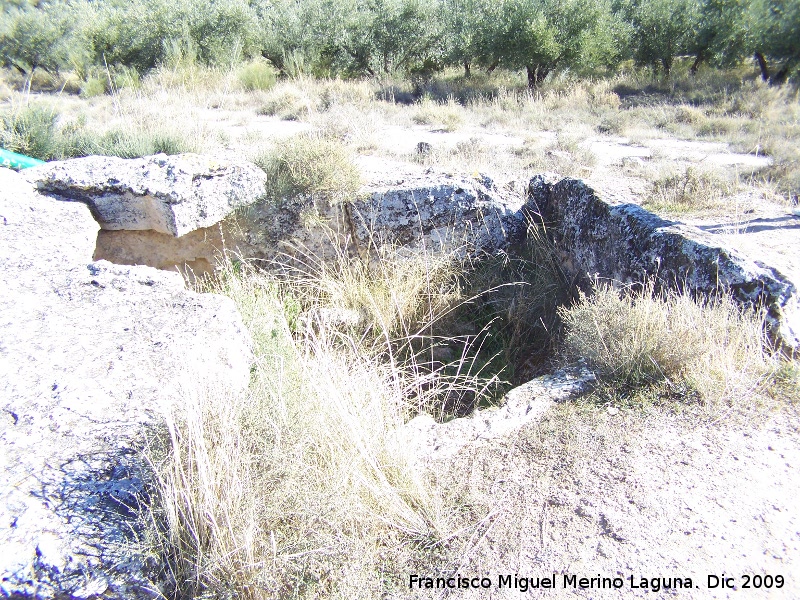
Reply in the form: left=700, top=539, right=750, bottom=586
left=146, top=247, right=498, bottom=598
left=558, top=281, right=780, bottom=403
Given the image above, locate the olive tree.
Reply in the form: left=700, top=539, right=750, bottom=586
left=624, top=0, right=699, bottom=76
left=688, top=0, right=749, bottom=73
left=487, top=0, right=619, bottom=88
left=0, top=1, right=73, bottom=75
left=85, top=0, right=259, bottom=73
left=749, top=0, right=800, bottom=83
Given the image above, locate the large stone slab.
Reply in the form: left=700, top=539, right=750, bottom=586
left=27, top=153, right=267, bottom=236
left=529, top=175, right=799, bottom=352
left=350, top=172, right=526, bottom=253
left=26, top=156, right=525, bottom=276
left=402, top=367, right=595, bottom=462
left=0, top=168, right=252, bottom=598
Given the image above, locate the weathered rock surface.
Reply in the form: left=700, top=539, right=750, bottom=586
left=402, top=367, right=595, bottom=462
left=26, top=155, right=526, bottom=275
left=27, top=153, right=267, bottom=237
left=529, top=175, right=800, bottom=351
left=351, top=172, right=526, bottom=253
left=231, top=170, right=528, bottom=268
left=0, top=168, right=252, bottom=598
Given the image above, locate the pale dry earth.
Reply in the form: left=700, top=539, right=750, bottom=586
left=416, top=402, right=800, bottom=600
left=202, top=107, right=800, bottom=291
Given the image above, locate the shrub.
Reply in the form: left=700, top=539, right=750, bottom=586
left=645, top=166, right=739, bottom=214
left=237, top=58, right=277, bottom=91
left=80, top=76, right=107, bottom=98
left=558, top=281, right=775, bottom=398
left=254, top=133, right=361, bottom=203
left=257, top=84, right=315, bottom=120
left=412, top=97, right=464, bottom=131
left=0, top=103, right=61, bottom=160
left=0, top=103, right=197, bottom=161
left=84, top=0, right=259, bottom=73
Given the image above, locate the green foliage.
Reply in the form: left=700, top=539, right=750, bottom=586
left=84, top=0, right=259, bottom=73
left=749, top=0, right=800, bottom=82
left=1, top=0, right=796, bottom=85
left=0, top=103, right=62, bottom=160
left=622, top=0, right=699, bottom=75
left=254, top=133, right=362, bottom=203
left=0, top=1, right=74, bottom=75
left=0, top=103, right=195, bottom=161
left=237, top=58, right=277, bottom=91
left=80, top=76, right=107, bottom=98
left=438, top=0, right=487, bottom=73
left=486, top=0, right=620, bottom=87
left=691, top=0, right=750, bottom=69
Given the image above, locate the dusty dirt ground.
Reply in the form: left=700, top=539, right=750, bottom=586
left=418, top=398, right=800, bottom=599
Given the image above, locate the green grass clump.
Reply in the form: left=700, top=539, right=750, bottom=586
left=255, top=133, right=361, bottom=203
left=0, top=102, right=197, bottom=161
left=80, top=76, right=108, bottom=98
left=237, top=58, right=277, bottom=92
left=412, top=97, right=464, bottom=131
left=85, top=128, right=193, bottom=158
left=0, top=103, right=62, bottom=160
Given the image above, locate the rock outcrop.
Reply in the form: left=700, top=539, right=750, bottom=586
left=0, top=168, right=252, bottom=598
left=237, top=170, right=528, bottom=264
left=350, top=172, right=526, bottom=253
left=25, top=156, right=528, bottom=276
left=403, top=367, right=595, bottom=463
left=28, top=153, right=268, bottom=237
left=529, top=175, right=800, bottom=352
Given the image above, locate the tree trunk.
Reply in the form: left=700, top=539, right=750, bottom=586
left=527, top=65, right=550, bottom=89
left=661, top=57, right=672, bottom=77
left=536, top=66, right=550, bottom=85
left=690, top=52, right=704, bottom=75
left=754, top=52, right=770, bottom=81
left=464, top=61, right=471, bottom=78
left=770, top=59, right=794, bottom=85
left=526, top=65, right=536, bottom=89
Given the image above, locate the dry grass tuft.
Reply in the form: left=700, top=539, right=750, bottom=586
left=412, top=97, right=465, bottom=131
left=559, top=281, right=778, bottom=402
left=0, top=99, right=201, bottom=160
left=148, top=259, right=464, bottom=598
left=257, top=84, right=316, bottom=120
left=644, top=166, right=741, bottom=214
left=254, top=133, right=362, bottom=203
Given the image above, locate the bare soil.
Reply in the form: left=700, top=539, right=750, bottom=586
left=422, top=399, right=800, bottom=599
